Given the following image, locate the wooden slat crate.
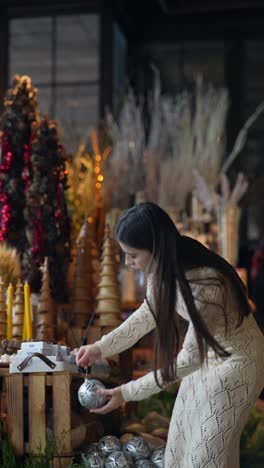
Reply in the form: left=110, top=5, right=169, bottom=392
left=0, top=370, right=78, bottom=467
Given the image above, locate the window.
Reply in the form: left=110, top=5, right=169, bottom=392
left=9, top=14, right=99, bottom=153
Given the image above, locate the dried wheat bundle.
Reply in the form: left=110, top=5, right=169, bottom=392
left=159, top=156, right=190, bottom=213
left=191, top=76, right=228, bottom=185
left=0, top=243, right=21, bottom=285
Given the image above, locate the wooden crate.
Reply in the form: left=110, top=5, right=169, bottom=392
left=0, top=368, right=129, bottom=466
left=0, top=370, right=79, bottom=466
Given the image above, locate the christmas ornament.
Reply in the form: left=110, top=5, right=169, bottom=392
left=78, top=378, right=107, bottom=409
left=105, top=450, right=133, bottom=467
left=136, top=460, right=156, bottom=467
left=83, top=442, right=99, bottom=457
left=150, top=447, right=165, bottom=467
left=81, top=452, right=105, bottom=468
left=98, top=435, right=122, bottom=457
left=123, top=436, right=152, bottom=461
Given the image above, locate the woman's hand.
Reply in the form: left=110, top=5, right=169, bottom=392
left=90, top=386, right=124, bottom=415
left=76, top=343, right=102, bottom=368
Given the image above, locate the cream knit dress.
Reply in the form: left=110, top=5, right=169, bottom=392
left=96, top=268, right=264, bottom=468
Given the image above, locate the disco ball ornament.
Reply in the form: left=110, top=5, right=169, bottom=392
left=98, top=435, right=122, bottom=457
left=78, top=378, right=107, bottom=409
left=81, top=453, right=105, bottom=468
left=150, top=447, right=165, bottom=467
left=136, top=460, right=156, bottom=467
left=105, top=450, right=134, bottom=467
left=123, top=436, right=152, bottom=461
left=83, top=442, right=100, bottom=457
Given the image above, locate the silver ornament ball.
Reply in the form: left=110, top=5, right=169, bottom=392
left=98, top=435, right=122, bottom=457
left=150, top=447, right=165, bottom=467
left=136, top=460, right=156, bottom=467
left=78, top=378, right=107, bottom=409
left=105, top=450, right=133, bottom=467
left=81, top=453, right=105, bottom=468
left=83, top=442, right=100, bottom=457
left=123, top=436, right=152, bottom=461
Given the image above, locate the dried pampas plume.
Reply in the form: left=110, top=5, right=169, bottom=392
left=0, top=243, right=21, bottom=285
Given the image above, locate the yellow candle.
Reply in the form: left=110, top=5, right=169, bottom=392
left=7, top=283, right=14, bottom=340
left=24, top=282, right=32, bottom=340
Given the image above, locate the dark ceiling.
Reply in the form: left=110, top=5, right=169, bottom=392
left=114, top=0, right=264, bottom=41
left=1, top=1, right=264, bottom=30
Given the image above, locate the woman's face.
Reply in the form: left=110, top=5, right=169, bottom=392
left=119, top=241, right=152, bottom=272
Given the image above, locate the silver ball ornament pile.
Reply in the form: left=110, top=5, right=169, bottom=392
left=105, top=450, right=134, bottom=467
left=97, top=435, right=122, bottom=457
left=83, top=436, right=165, bottom=468
left=83, top=442, right=100, bottom=458
left=136, top=460, right=156, bottom=467
left=82, top=452, right=105, bottom=468
left=151, top=447, right=166, bottom=467
left=123, top=436, right=152, bottom=461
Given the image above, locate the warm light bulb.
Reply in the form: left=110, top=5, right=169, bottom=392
left=95, top=154, right=101, bottom=161
left=95, top=182, right=101, bottom=189
left=97, top=175, right=104, bottom=182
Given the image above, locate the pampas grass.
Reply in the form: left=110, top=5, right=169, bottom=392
left=0, top=243, right=20, bottom=285
left=144, top=75, right=228, bottom=215
left=105, top=89, right=145, bottom=209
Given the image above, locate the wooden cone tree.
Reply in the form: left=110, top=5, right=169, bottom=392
left=88, top=219, right=100, bottom=299
left=0, top=278, right=7, bottom=341
left=35, top=257, right=55, bottom=341
left=12, top=280, right=24, bottom=341
left=96, top=224, right=121, bottom=327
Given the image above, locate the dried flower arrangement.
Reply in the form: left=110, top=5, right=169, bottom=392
left=105, top=73, right=229, bottom=217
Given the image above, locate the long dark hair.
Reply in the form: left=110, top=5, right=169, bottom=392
left=115, top=202, right=250, bottom=385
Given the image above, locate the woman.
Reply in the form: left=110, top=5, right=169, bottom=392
left=77, top=202, right=264, bottom=468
